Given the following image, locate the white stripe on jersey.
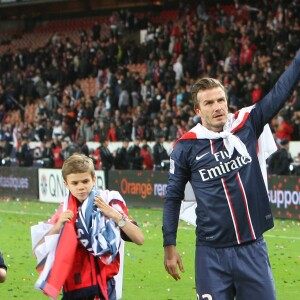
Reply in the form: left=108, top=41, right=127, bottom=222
left=236, top=172, right=256, bottom=240
left=221, top=177, right=241, bottom=244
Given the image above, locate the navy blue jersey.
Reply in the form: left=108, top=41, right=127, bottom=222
left=163, top=51, right=300, bottom=248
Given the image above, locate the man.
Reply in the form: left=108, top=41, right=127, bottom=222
left=99, top=138, right=114, bottom=171
left=152, top=133, right=169, bottom=171
left=17, top=135, right=33, bottom=167
left=163, top=49, right=300, bottom=300
left=268, top=139, right=293, bottom=175
left=127, top=136, right=143, bottom=170
left=0, top=138, right=13, bottom=166
left=99, top=138, right=114, bottom=188
left=40, top=139, right=54, bottom=168
left=114, top=139, right=130, bottom=170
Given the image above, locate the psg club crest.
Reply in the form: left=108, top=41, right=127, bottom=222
left=40, top=174, right=47, bottom=196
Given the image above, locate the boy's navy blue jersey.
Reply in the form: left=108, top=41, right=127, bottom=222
left=163, top=51, right=300, bottom=248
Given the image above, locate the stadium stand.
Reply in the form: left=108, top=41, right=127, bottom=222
left=0, top=0, right=300, bottom=169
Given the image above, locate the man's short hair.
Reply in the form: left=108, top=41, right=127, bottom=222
left=280, top=139, right=289, bottom=146
left=191, top=77, right=227, bottom=109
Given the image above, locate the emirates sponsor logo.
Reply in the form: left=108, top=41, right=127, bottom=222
left=198, top=150, right=252, bottom=181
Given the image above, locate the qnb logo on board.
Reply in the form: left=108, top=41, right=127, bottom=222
left=40, top=174, right=48, bottom=196
left=39, top=172, right=67, bottom=198
left=48, top=173, right=67, bottom=197
left=95, top=175, right=105, bottom=190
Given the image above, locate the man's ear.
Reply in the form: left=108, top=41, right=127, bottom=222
left=63, top=180, right=68, bottom=188
left=194, top=108, right=200, bottom=115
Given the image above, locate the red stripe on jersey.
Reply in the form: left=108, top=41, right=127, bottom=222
left=173, top=132, right=197, bottom=149
left=181, top=132, right=197, bottom=139
left=221, top=178, right=242, bottom=244
left=236, top=172, right=256, bottom=240
left=231, top=112, right=250, bottom=133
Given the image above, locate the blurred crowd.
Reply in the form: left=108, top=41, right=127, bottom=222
left=0, top=0, right=300, bottom=171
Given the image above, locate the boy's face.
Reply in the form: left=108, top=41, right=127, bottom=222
left=64, top=172, right=96, bottom=203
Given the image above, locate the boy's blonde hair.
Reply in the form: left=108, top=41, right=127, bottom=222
left=62, top=154, right=95, bottom=181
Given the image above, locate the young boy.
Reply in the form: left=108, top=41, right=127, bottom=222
left=31, top=154, right=144, bottom=300
left=0, top=251, right=7, bottom=283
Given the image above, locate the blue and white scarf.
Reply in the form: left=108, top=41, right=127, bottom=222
left=76, top=188, right=125, bottom=265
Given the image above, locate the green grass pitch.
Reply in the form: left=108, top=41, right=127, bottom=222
left=0, top=199, right=299, bottom=299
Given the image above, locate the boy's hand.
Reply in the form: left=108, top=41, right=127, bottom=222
left=56, top=210, right=74, bottom=228
left=94, top=196, right=119, bottom=220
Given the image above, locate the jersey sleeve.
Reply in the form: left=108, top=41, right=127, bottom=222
left=251, top=50, right=300, bottom=137
left=163, top=141, right=191, bottom=246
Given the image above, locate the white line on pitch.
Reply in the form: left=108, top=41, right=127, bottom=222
left=264, top=234, right=300, bottom=240
left=0, top=209, right=51, bottom=217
